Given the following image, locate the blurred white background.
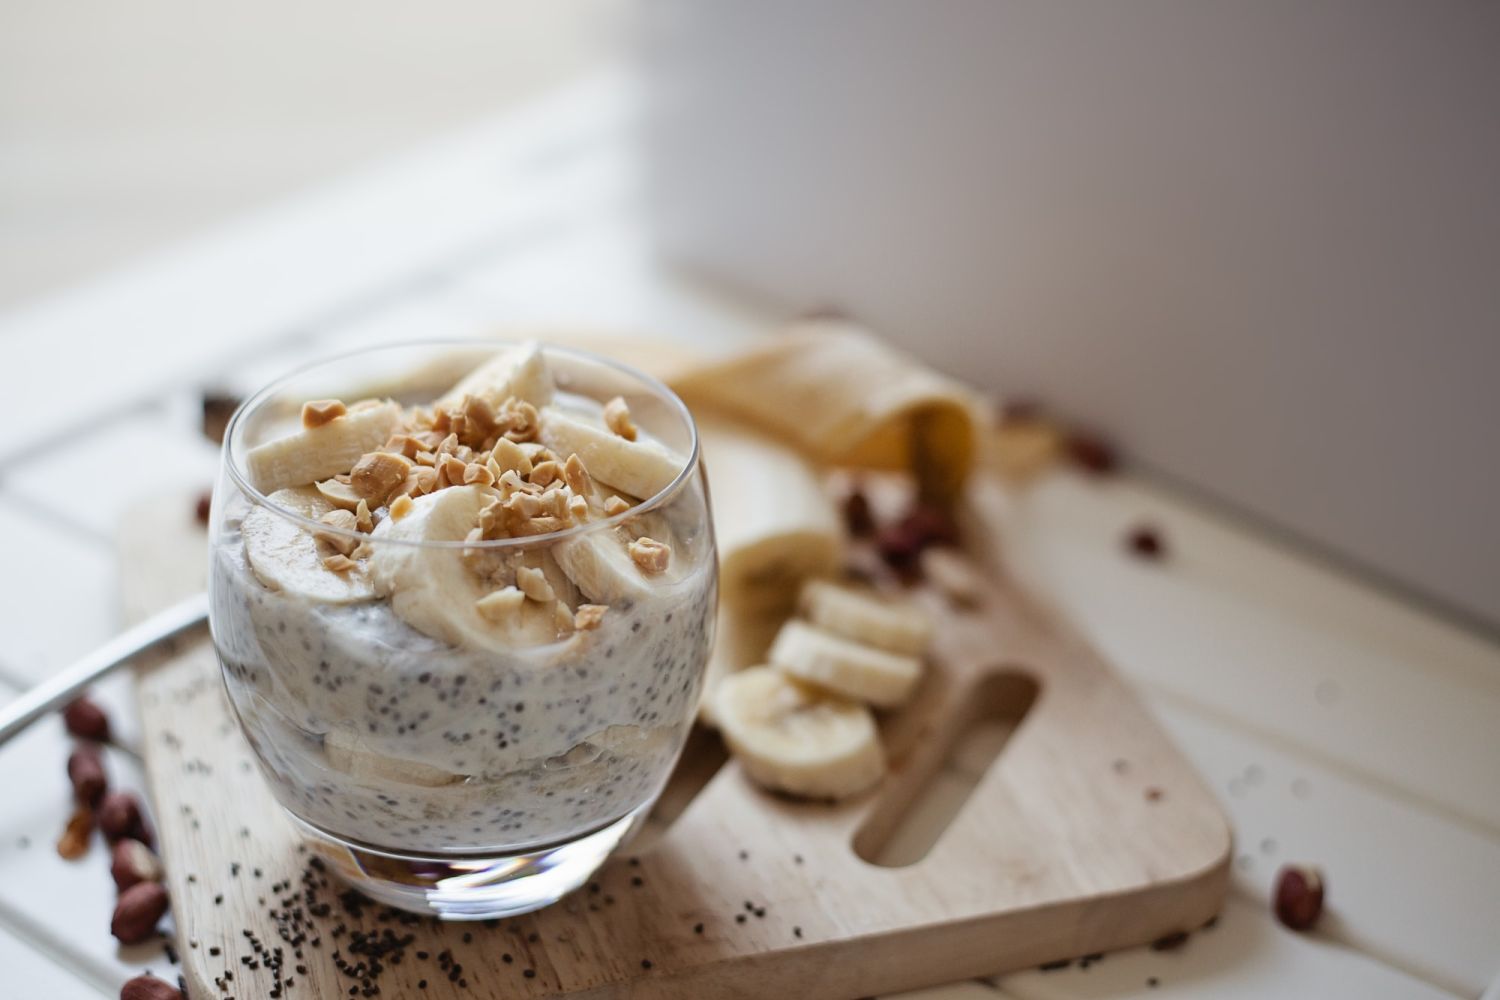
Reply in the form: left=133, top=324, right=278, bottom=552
left=0, top=0, right=627, bottom=307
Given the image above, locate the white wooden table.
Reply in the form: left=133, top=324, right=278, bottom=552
left=1, top=71, right=1496, bottom=999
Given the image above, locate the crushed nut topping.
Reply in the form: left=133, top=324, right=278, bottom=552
left=322, top=553, right=359, bottom=574
left=355, top=499, right=374, bottom=533
left=629, top=537, right=671, bottom=575
left=604, top=495, right=631, bottom=516
left=529, top=460, right=560, bottom=487
left=463, top=461, right=495, bottom=487
left=383, top=434, right=424, bottom=460
left=439, top=455, right=468, bottom=489
left=515, top=566, right=556, bottom=603
left=475, top=586, right=525, bottom=623
left=301, top=399, right=347, bottom=429
left=489, top=438, right=532, bottom=478
left=563, top=453, right=593, bottom=497
left=315, top=510, right=359, bottom=555
left=499, top=398, right=540, bottom=442
left=603, top=396, right=638, bottom=441
left=574, top=604, right=607, bottom=630
left=315, top=479, right=362, bottom=511
left=568, top=493, right=590, bottom=521
left=350, top=451, right=413, bottom=503
left=389, top=495, right=414, bottom=520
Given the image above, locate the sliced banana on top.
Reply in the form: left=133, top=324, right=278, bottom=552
left=699, top=412, right=845, bottom=615
left=714, top=667, right=885, bottom=800
left=241, top=487, right=375, bottom=604
left=538, top=407, right=684, bottom=501
left=798, top=579, right=932, bottom=655
left=768, top=619, right=922, bottom=709
left=437, top=340, right=554, bottom=411
left=552, top=524, right=677, bottom=604
left=245, top=399, right=402, bottom=494
left=368, top=486, right=570, bottom=650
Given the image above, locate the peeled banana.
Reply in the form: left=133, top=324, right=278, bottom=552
left=698, top=411, right=845, bottom=615
left=798, top=579, right=931, bottom=655
left=241, top=487, right=375, bottom=604
left=714, top=667, right=885, bottom=800
left=768, top=620, right=922, bottom=709
left=245, top=399, right=402, bottom=493
left=537, top=407, right=684, bottom=501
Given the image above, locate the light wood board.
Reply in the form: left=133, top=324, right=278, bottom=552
left=124, top=481, right=1230, bottom=999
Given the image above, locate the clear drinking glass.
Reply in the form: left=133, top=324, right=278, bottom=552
left=207, top=341, right=716, bottom=918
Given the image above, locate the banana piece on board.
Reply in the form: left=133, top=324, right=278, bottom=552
left=368, top=486, right=571, bottom=649
left=798, top=579, right=931, bottom=655
left=241, top=487, right=376, bottom=604
left=437, top=340, right=554, bottom=411
left=537, top=407, right=684, bottom=501
left=714, top=667, right=884, bottom=800
left=768, top=619, right=922, bottom=709
left=671, top=320, right=982, bottom=502
left=698, top=411, right=845, bottom=615
left=245, top=399, right=403, bottom=494
left=697, top=602, right=785, bottom=728
left=323, top=729, right=463, bottom=788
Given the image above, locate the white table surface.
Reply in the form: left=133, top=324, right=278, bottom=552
left=0, top=70, right=1495, bottom=999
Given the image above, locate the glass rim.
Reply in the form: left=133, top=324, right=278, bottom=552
left=221, top=338, right=703, bottom=550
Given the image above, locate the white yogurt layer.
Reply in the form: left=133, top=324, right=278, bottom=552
left=212, top=522, right=715, bottom=852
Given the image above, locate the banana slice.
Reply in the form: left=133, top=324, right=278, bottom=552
left=798, top=579, right=932, bottom=655
left=697, top=602, right=784, bottom=728
left=768, top=620, right=922, bottom=708
left=537, top=407, right=684, bottom=501
left=698, top=411, right=845, bottom=615
left=437, top=340, right=554, bottom=411
left=245, top=399, right=402, bottom=493
left=323, top=729, right=463, bottom=788
left=368, top=486, right=570, bottom=649
left=241, top=487, right=375, bottom=603
left=552, top=524, right=675, bottom=604
left=714, top=667, right=885, bottom=800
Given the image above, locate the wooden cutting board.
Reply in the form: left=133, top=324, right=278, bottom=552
left=123, top=478, right=1229, bottom=1000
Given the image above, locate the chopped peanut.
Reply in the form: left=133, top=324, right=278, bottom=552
left=355, top=499, right=374, bottom=533
left=350, top=451, right=413, bottom=503
left=500, top=398, right=540, bottom=442
left=475, top=587, right=526, bottom=623
left=529, top=460, right=560, bottom=487
left=315, top=510, right=359, bottom=555
left=574, top=604, right=607, bottom=630
left=603, top=396, right=637, bottom=441
left=463, top=462, right=495, bottom=487
left=568, top=493, right=590, bottom=521
left=515, top=566, right=555, bottom=603
left=389, top=495, right=414, bottom=520
left=488, top=438, right=532, bottom=478
left=563, top=453, right=593, bottom=497
left=322, top=553, right=359, bottom=574
left=629, top=537, right=671, bottom=575
left=604, top=495, right=631, bottom=516
left=301, top=399, right=347, bottom=429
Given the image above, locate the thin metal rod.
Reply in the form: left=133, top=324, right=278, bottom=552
left=0, top=591, right=209, bottom=748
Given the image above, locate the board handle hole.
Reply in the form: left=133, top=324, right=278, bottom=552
left=853, top=669, right=1038, bottom=868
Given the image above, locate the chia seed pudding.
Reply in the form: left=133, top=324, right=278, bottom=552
left=208, top=342, right=717, bottom=854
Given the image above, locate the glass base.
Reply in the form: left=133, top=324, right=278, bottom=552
left=290, top=804, right=649, bottom=920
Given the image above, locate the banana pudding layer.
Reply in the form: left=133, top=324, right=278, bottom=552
left=209, top=342, right=717, bottom=852
left=214, top=536, right=713, bottom=850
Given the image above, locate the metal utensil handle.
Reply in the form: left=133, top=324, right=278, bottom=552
left=0, top=591, right=210, bottom=748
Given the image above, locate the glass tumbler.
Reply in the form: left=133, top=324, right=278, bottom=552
left=207, top=341, right=716, bottom=918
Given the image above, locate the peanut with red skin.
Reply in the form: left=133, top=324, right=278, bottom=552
left=120, top=974, right=183, bottom=1000
left=110, top=838, right=164, bottom=892
left=67, top=745, right=107, bottom=805
left=1274, top=864, right=1325, bottom=931
left=98, top=791, right=151, bottom=845
left=111, top=881, right=169, bottom=944
left=62, top=696, right=111, bottom=742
